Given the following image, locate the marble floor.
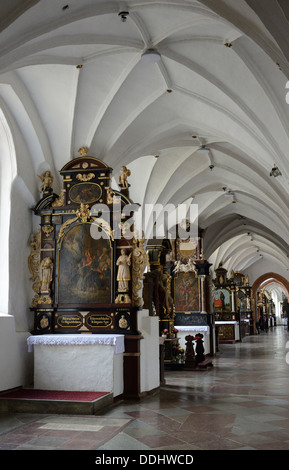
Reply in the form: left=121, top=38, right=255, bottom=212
left=1, top=325, right=289, bottom=451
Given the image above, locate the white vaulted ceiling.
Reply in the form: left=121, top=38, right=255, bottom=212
left=1, top=0, right=289, bottom=278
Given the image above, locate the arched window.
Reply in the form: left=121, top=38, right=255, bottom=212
left=0, top=108, right=16, bottom=314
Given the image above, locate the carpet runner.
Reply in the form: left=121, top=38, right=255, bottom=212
left=0, top=389, right=109, bottom=402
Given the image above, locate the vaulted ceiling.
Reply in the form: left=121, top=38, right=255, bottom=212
left=1, top=0, right=289, bottom=279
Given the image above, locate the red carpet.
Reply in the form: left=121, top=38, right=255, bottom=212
left=0, top=389, right=109, bottom=402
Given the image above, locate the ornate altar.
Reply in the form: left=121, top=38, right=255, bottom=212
left=143, top=239, right=179, bottom=363
left=171, top=229, right=214, bottom=357
left=213, top=266, right=253, bottom=342
left=28, top=148, right=147, bottom=337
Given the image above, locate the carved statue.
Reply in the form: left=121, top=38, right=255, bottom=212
left=246, top=296, right=251, bottom=310
left=38, top=170, right=53, bottom=193
left=28, top=230, right=41, bottom=302
left=173, top=257, right=196, bottom=273
left=119, top=166, right=131, bottom=188
left=106, top=187, right=115, bottom=204
left=132, top=235, right=147, bottom=307
left=158, top=273, right=174, bottom=318
left=40, top=257, right=53, bottom=293
left=78, top=146, right=89, bottom=157
left=116, top=249, right=131, bottom=292
left=52, top=189, right=66, bottom=207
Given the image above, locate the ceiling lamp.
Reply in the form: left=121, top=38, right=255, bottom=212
left=270, top=164, right=282, bottom=177
left=118, top=11, right=129, bottom=22
left=141, top=49, right=161, bottom=63
left=197, top=145, right=210, bottom=154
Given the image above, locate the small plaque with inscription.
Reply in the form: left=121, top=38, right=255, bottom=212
left=56, top=313, right=84, bottom=330
left=86, top=313, right=114, bottom=330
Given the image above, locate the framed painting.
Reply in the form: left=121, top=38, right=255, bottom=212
left=68, top=182, right=102, bottom=204
left=57, top=222, right=112, bottom=304
left=214, top=288, right=231, bottom=311
left=174, top=272, right=200, bottom=312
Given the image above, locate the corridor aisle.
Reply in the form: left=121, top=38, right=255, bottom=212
left=1, top=326, right=289, bottom=450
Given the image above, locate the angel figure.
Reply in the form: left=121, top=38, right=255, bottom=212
left=38, top=170, right=53, bottom=193
left=173, top=260, right=182, bottom=273
left=119, top=166, right=131, bottom=188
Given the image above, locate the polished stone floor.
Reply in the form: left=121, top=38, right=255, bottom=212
left=1, top=325, right=289, bottom=451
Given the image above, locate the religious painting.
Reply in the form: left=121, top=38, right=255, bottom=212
left=174, top=272, right=200, bottom=312
left=69, top=182, right=102, bottom=204
left=57, top=223, right=112, bottom=304
left=214, top=288, right=230, bottom=311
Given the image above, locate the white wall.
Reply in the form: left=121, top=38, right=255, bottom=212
left=139, top=310, right=160, bottom=394
left=0, top=314, right=33, bottom=391
left=0, top=179, right=35, bottom=392
left=245, top=256, right=289, bottom=286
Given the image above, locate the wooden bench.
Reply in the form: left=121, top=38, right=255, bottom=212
left=197, top=359, right=213, bottom=369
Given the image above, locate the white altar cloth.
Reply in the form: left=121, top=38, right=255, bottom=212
left=27, top=334, right=125, bottom=395
left=175, top=325, right=211, bottom=354
left=27, top=334, right=124, bottom=354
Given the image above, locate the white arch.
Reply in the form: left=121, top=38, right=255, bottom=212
left=0, top=107, right=16, bottom=314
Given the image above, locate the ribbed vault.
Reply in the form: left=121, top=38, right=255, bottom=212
left=1, top=0, right=289, bottom=281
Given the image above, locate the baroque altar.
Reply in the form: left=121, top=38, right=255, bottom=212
left=28, top=148, right=148, bottom=398
left=29, top=148, right=146, bottom=336
left=213, top=265, right=253, bottom=342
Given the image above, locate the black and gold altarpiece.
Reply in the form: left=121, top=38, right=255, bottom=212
left=170, top=233, right=213, bottom=328
left=28, top=148, right=147, bottom=337
left=213, top=265, right=253, bottom=341
left=143, top=229, right=214, bottom=363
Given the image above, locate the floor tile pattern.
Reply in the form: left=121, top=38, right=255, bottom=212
left=1, top=326, right=289, bottom=450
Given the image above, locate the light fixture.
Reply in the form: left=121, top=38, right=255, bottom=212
left=118, top=11, right=129, bottom=22
left=141, top=49, right=161, bottom=63
left=209, top=164, right=214, bottom=171
left=223, top=189, right=236, bottom=203
left=270, top=164, right=282, bottom=177
left=197, top=145, right=210, bottom=154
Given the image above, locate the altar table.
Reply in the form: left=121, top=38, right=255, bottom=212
left=27, top=334, right=125, bottom=396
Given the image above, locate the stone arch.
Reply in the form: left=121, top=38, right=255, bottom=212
left=0, top=108, right=17, bottom=314
left=252, top=273, right=289, bottom=301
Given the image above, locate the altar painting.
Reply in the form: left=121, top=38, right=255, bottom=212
left=214, top=288, right=230, bottom=311
left=69, top=182, right=102, bottom=204
left=174, top=272, right=200, bottom=312
left=58, top=223, right=112, bottom=304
